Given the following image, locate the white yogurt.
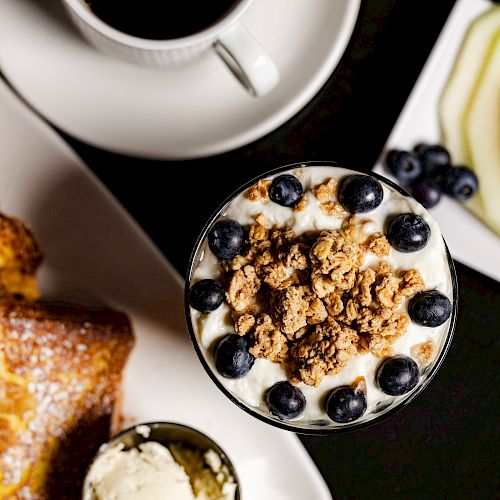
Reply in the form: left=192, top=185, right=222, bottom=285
left=190, top=166, right=454, bottom=428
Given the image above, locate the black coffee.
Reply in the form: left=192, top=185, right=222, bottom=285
left=87, top=0, right=239, bottom=40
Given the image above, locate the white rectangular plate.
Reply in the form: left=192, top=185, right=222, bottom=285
left=373, top=0, right=500, bottom=282
left=0, top=78, right=331, bottom=500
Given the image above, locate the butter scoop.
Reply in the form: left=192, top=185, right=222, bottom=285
left=84, top=441, right=195, bottom=500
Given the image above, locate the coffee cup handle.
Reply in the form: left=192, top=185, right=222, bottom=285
left=214, top=24, right=279, bottom=97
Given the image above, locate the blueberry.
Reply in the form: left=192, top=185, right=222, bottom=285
left=386, top=213, right=431, bottom=252
left=214, top=334, right=254, bottom=378
left=429, top=164, right=452, bottom=188
left=409, top=290, right=452, bottom=327
left=188, top=279, right=224, bottom=313
left=208, top=219, right=244, bottom=260
left=441, top=166, right=478, bottom=202
left=414, top=144, right=451, bottom=176
left=385, top=150, right=422, bottom=185
left=268, top=174, right=303, bottom=207
left=266, top=381, right=306, bottom=420
left=376, top=356, right=419, bottom=396
left=338, top=174, right=384, bottom=213
left=411, top=177, right=442, bottom=209
left=325, top=386, right=367, bottom=423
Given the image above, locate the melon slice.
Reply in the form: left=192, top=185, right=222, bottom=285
left=465, top=32, right=500, bottom=233
left=440, top=7, right=500, bottom=164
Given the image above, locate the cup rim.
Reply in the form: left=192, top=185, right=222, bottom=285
left=82, top=421, right=241, bottom=499
left=184, top=161, right=459, bottom=435
left=62, top=0, right=251, bottom=50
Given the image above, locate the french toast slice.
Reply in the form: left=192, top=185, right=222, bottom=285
left=0, top=213, right=42, bottom=301
left=0, top=299, right=134, bottom=499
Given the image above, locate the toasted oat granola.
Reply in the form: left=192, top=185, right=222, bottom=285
left=365, top=232, right=391, bottom=257
left=217, top=181, right=426, bottom=387
left=246, top=179, right=271, bottom=201
left=411, top=340, right=435, bottom=364
left=226, top=265, right=261, bottom=312
left=249, top=313, right=288, bottom=362
left=289, top=320, right=358, bottom=386
left=312, top=178, right=346, bottom=217
left=234, top=313, right=256, bottom=335
left=293, top=195, right=308, bottom=213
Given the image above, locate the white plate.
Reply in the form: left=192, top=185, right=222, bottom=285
left=373, top=0, right=500, bottom=283
left=0, top=78, right=332, bottom=499
left=0, top=0, right=360, bottom=160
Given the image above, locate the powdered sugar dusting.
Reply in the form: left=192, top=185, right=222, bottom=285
left=0, top=304, right=133, bottom=498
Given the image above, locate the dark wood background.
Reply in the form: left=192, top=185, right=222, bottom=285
left=55, top=1, right=499, bottom=497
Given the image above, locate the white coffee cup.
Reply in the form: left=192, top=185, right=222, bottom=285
left=61, top=0, right=279, bottom=97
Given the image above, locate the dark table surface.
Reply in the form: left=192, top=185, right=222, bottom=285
left=52, top=0, right=499, bottom=498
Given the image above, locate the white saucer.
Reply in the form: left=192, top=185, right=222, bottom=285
left=0, top=0, right=360, bottom=159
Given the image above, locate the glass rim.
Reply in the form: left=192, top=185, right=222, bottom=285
left=184, top=161, right=459, bottom=435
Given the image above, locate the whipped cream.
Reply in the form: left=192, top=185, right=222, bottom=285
left=84, top=438, right=237, bottom=500
left=84, top=442, right=195, bottom=500
left=190, top=166, right=454, bottom=427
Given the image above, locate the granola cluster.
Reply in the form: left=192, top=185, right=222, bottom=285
left=220, top=179, right=425, bottom=387
left=312, top=178, right=346, bottom=216
left=411, top=340, right=435, bottom=364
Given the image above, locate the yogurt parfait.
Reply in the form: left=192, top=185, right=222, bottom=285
left=186, top=162, right=457, bottom=433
